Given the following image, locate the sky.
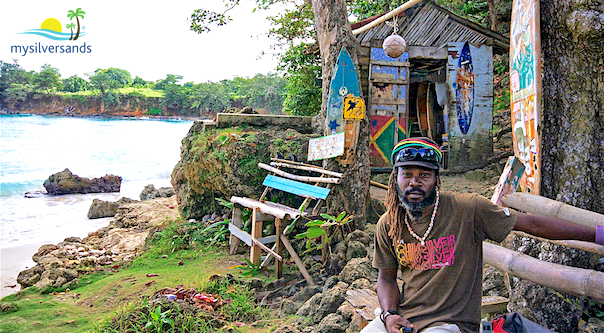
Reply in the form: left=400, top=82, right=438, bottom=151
left=0, top=1, right=285, bottom=84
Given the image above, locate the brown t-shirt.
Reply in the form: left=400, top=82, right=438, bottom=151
left=373, top=192, right=517, bottom=333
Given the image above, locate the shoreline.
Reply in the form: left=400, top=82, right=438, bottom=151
left=1, top=242, right=42, bottom=298
left=0, top=110, right=206, bottom=122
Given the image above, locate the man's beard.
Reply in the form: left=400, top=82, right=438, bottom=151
left=397, top=184, right=437, bottom=221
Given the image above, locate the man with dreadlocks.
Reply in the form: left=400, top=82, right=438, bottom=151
left=360, top=137, right=603, bottom=333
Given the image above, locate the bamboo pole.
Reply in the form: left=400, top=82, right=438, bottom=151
left=502, top=193, right=604, bottom=229
left=512, top=230, right=604, bottom=256
left=258, top=163, right=341, bottom=184
left=370, top=180, right=389, bottom=190
left=483, top=242, right=604, bottom=303
left=270, top=162, right=344, bottom=178
left=352, top=0, right=424, bottom=35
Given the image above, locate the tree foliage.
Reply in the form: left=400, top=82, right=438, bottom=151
left=0, top=60, right=34, bottom=109
left=62, top=75, right=91, bottom=92
left=33, top=64, right=62, bottom=93
left=88, top=68, right=132, bottom=95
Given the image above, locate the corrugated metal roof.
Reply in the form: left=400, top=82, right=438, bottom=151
left=355, top=0, right=509, bottom=54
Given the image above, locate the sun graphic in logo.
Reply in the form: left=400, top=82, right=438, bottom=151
left=40, top=18, right=62, bottom=32
left=18, top=8, right=86, bottom=41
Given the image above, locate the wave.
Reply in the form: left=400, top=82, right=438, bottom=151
left=0, top=181, right=45, bottom=197
left=17, top=29, right=88, bottom=41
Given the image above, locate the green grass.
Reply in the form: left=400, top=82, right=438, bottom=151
left=55, top=87, right=164, bottom=98
left=0, top=218, right=263, bottom=333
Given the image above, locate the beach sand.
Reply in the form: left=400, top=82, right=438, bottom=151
left=1, top=243, right=42, bottom=299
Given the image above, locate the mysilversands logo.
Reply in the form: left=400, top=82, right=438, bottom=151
left=11, top=8, right=92, bottom=56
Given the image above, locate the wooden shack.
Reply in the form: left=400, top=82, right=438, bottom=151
left=351, top=0, right=509, bottom=171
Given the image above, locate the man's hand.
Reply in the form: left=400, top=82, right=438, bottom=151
left=385, top=314, right=417, bottom=333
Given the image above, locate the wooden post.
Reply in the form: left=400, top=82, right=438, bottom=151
left=250, top=207, right=262, bottom=265
left=275, top=218, right=283, bottom=279
left=280, top=234, right=315, bottom=285
left=229, top=207, right=243, bottom=255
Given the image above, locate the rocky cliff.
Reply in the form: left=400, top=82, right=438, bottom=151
left=171, top=120, right=318, bottom=220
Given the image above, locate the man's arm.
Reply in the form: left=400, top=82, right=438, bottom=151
left=377, top=268, right=416, bottom=333
left=513, top=212, right=596, bottom=242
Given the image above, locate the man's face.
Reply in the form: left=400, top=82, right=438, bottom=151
left=397, top=166, right=437, bottom=206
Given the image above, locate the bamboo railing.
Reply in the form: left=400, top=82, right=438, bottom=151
left=485, top=192, right=604, bottom=303
left=484, top=242, right=604, bottom=303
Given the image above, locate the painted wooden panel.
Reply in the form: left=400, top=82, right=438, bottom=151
left=369, top=47, right=410, bottom=167
left=447, top=42, right=494, bottom=171
left=308, top=132, right=345, bottom=161
left=510, top=0, right=541, bottom=194
left=263, top=175, right=330, bottom=200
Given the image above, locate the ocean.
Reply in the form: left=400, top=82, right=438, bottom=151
left=0, top=114, right=193, bottom=250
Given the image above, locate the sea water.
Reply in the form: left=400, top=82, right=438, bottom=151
left=0, top=114, right=193, bottom=249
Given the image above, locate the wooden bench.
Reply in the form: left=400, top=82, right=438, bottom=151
left=229, top=158, right=343, bottom=285
left=345, top=289, right=509, bottom=328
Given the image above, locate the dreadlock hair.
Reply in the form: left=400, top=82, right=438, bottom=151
left=384, top=167, right=440, bottom=247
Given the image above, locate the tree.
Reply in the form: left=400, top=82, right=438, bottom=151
left=190, top=0, right=370, bottom=228
left=88, top=68, right=132, bottom=95
left=0, top=59, right=33, bottom=109
left=505, top=1, right=604, bottom=331
left=154, top=74, right=183, bottom=90
left=33, top=64, right=62, bottom=93
left=67, top=8, right=86, bottom=40
left=66, top=23, right=76, bottom=40
left=62, top=75, right=91, bottom=92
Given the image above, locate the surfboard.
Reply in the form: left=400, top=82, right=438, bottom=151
left=455, top=42, right=475, bottom=135
left=426, top=84, right=437, bottom=140
left=326, top=48, right=361, bottom=135
left=510, top=0, right=542, bottom=194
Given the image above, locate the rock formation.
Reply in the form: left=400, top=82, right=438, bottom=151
left=139, top=184, right=175, bottom=201
left=87, top=197, right=137, bottom=219
left=43, top=168, right=122, bottom=195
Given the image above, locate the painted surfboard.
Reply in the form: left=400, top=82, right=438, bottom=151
left=326, top=48, right=361, bottom=135
left=510, top=0, right=542, bottom=194
left=455, top=42, right=475, bottom=135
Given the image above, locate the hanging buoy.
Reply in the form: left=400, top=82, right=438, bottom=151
left=383, top=33, right=406, bottom=58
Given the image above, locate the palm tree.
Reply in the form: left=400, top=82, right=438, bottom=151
left=65, top=23, right=76, bottom=40
left=67, top=8, right=86, bottom=40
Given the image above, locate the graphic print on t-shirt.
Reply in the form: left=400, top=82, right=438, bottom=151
left=396, top=235, right=456, bottom=270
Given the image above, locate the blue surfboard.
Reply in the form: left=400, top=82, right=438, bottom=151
left=455, top=42, right=475, bottom=134
left=326, top=48, right=361, bottom=134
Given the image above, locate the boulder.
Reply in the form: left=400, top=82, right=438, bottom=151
left=339, top=258, right=376, bottom=284
left=346, top=240, right=368, bottom=260
left=32, top=244, right=59, bottom=262
left=346, top=230, right=372, bottom=246
left=33, top=277, right=53, bottom=290
left=297, top=286, right=347, bottom=324
left=315, top=313, right=348, bottom=333
left=0, top=303, right=16, bottom=313
left=280, top=299, right=301, bottom=315
left=43, top=168, right=122, bottom=195
left=17, top=267, right=40, bottom=288
left=350, top=278, right=372, bottom=291
left=139, top=184, right=175, bottom=201
left=87, top=197, right=136, bottom=219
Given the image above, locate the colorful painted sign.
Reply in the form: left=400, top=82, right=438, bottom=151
left=510, top=0, right=541, bottom=194
left=455, top=42, right=475, bottom=135
left=326, top=48, right=361, bottom=135
left=307, top=132, right=345, bottom=161
left=491, top=156, right=525, bottom=206
left=343, top=96, right=366, bottom=120
left=369, top=47, right=409, bottom=167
